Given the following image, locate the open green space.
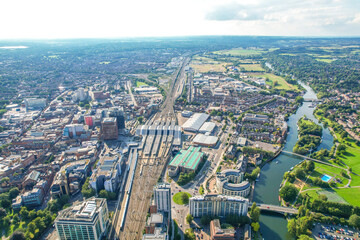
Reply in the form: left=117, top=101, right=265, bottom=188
left=259, top=73, right=298, bottom=91
left=136, top=81, right=148, bottom=87
left=239, top=64, right=265, bottom=72
left=334, top=188, right=360, bottom=206
left=315, top=58, right=335, bottom=63
left=213, top=48, right=267, bottom=56
left=173, top=192, right=192, bottom=205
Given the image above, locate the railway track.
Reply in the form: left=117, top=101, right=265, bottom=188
left=115, top=56, right=189, bottom=239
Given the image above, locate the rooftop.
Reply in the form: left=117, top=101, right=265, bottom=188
left=169, top=146, right=203, bottom=171
left=56, top=197, right=106, bottom=223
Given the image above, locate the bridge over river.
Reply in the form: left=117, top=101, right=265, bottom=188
left=253, top=203, right=298, bottom=215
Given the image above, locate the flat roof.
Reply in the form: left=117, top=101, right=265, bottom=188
left=193, top=134, right=218, bottom=146
left=169, top=146, right=203, bottom=171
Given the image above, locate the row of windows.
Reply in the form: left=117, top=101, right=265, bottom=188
left=57, top=223, right=98, bottom=240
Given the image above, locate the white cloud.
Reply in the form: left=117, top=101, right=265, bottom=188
left=0, top=0, right=359, bottom=38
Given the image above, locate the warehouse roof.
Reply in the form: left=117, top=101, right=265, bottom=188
left=199, top=122, right=216, bottom=133
left=169, top=146, right=203, bottom=171
left=193, top=134, right=218, bottom=146
left=182, top=113, right=209, bottom=132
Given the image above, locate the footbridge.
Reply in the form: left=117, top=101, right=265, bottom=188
left=282, top=150, right=346, bottom=170
left=254, top=203, right=298, bottom=215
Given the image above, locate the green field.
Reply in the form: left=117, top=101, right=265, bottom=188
left=173, top=192, right=192, bottom=205
left=315, top=58, right=335, bottom=63
left=213, top=48, right=267, bottom=56
left=136, top=81, right=148, bottom=87
left=239, top=64, right=265, bottom=72
left=259, top=73, right=299, bottom=91
left=335, top=188, right=360, bottom=206
left=317, top=190, right=347, bottom=203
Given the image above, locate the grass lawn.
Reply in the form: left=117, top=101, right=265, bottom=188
left=239, top=64, right=265, bottom=72
left=213, top=48, right=267, bottom=56
left=317, top=190, right=347, bottom=204
left=259, top=73, right=299, bottom=91
left=136, top=81, right=148, bottom=87
left=173, top=192, right=192, bottom=205
left=334, top=188, right=360, bottom=207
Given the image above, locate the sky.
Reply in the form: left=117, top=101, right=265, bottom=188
left=1, top=0, right=360, bottom=39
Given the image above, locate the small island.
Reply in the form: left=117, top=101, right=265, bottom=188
left=293, top=117, right=322, bottom=154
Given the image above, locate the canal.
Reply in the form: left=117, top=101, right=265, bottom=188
left=253, top=82, right=334, bottom=239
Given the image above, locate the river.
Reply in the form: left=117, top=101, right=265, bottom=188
left=253, top=81, right=334, bottom=239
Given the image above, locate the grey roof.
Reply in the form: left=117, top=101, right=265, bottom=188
left=182, top=113, right=209, bottom=131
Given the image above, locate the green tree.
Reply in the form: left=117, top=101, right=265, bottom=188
left=1, top=198, right=11, bottom=209
left=280, top=184, right=299, bottom=202
left=200, top=215, right=212, bottom=225
left=9, top=187, right=20, bottom=199
left=305, top=161, right=315, bottom=172
left=12, top=213, right=20, bottom=224
left=29, top=210, right=37, bottom=220
left=295, top=168, right=306, bottom=179
left=287, top=218, right=297, bottom=236
left=199, top=185, right=204, bottom=195
left=186, top=214, right=194, bottom=224
left=181, top=193, right=189, bottom=205
left=0, top=207, right=6, bottom=218
left=10, top=230, right=26, bottom=240
left=27, top=222, right=36, bottom=234
left=249, top=202, right=260, bottom=222
left=99, top=190, right=109, bottom=199
left=251, top=222, right=260, bottom=232
left=349, top=214, right=360, bottom=228
left=20, top=207, right=29, bottom=220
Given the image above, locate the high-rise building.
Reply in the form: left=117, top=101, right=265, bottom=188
left=189, top=194, right=249, bottom=218
left=101, top=117, right=118, bottom=140
left=55, top=198, right=109, bottom=240
left=154, top=183, right=171, bottom=212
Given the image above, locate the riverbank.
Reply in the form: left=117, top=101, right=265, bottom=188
left=254, top=81, right=335, bottom=239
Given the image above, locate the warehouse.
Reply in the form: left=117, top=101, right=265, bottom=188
left=192, top=134, right=218, bottom=147
left=168, top=146, right=204, bottom=177
left=182, top=113, right=209, bottom=132
left=198, top=122, right=216, bottom=134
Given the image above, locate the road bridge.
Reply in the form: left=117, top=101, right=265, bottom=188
left=255, top=203, right=298, bottom=215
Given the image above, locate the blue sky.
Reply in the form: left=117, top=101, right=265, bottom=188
left=1, top=0, right=360, bottom=38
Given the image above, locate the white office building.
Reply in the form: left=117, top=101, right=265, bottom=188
left=154, top=183, right=171, bottom=212
left=55, top=198, right=109, bottom=240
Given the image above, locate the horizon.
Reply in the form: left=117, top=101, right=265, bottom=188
left=1, top=0, right=360, bottom=39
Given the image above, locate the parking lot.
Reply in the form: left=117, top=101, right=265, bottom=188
left=313, top=223, right=359, bottom=240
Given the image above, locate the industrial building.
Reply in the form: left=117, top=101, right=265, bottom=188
left=154, top=183, right=171, bottom=213
left=199, top=122, right=216, bottom=134
left=216, top=169, right=250, bottom=197
left=192, top=134, right=218, bottom=147
left=182, top=113, right=209, bottom=132
left=168, top=146, right=204, bottom=177
left=101, top=117, right=118, bottom=140
left=90, top=153, right=124, bottom=192
left=55, top=197, right=109, bottom=240
left=189, top=194, right=249, bottom=218
left=24, top=98, right=47, bottom=109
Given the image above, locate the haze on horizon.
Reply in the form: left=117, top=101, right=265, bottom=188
left=1, top=0, right=360, bottom=39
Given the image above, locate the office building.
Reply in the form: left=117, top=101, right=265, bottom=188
left=154, top=183, right=171, bottom=212
left=101, top=117, right=118, bottom=140
left=189, top=194, right=249, bottom=218
left=55, top=198, right=109, bottom=240
left=90, top=154, right=124, bottom=192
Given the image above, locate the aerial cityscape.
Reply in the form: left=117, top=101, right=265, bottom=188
left=1, top=1, right=360, bottom=240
